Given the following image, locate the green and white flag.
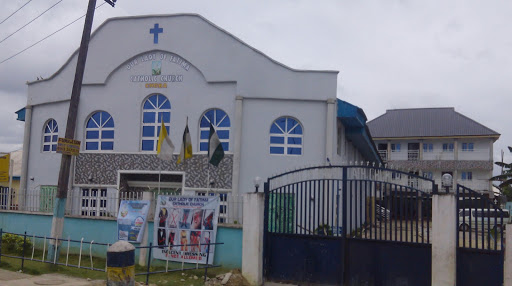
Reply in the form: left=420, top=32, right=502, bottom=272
left=208, top=123, right=224, bottom=166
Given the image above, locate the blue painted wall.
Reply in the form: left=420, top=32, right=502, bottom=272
left=0, top=212, right=242, bottom=268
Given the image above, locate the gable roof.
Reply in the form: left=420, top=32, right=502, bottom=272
left=367, top=107, right=500, bottom=139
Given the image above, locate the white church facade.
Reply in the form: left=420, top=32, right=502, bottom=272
left=16, top=14, right=380, bottom=223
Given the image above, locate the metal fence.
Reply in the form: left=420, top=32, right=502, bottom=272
left=266, top=165, right=434, bottom=244
left=457, top=185, right=505, bottom=251
left=4, top=188, right=243, bottom=225
left=0, top=229, right=222, bottom=285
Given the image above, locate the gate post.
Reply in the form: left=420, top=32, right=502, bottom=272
left=432, top=192, right=457, bottom=286
left=505, top=222, right=512, bottom=286
left=242, top=192, right=265, bottom=285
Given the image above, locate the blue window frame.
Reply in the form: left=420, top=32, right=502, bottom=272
left=462, top=143, right=474, bottom=151
left=423, top=143, right=433, bottom=152
left=443, top=143, right=454, bottom=152
left=42, top=119, right=58, bottom=153
left=141, top=94, right=170, bottom=151
left=85, top=111, right=114, bottom=151
left=199, top=109, right=230, bottom=152
left=269, top=117, right=303, bottom=155
left=462, top=172, right=473, bottom=180
left=423, top=172, right=433, bottom=179
left=391, top=143, right=401, bottom=152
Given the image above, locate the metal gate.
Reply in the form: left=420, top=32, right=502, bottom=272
left=263, top=165, right=435, bottom=285
left=456, top=184, right=505, bottom=286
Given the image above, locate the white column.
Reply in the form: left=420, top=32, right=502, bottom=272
left=138, top=191, right=152, bottom=266
left=432, top=193, right=457, bottom=286
left=505, top=224, right=512, bottom=286
left=232, top=96, right=243, bottom=223
left=325, top=98, right=336, bottom=164
left=242, top=193, right=265, bottom=286
left=19, top=105, right=32, bottom=211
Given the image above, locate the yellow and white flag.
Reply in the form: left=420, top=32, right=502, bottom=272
left=177, top=123, right=193, bottom=164
left=157, top=121, right=175, bottom=161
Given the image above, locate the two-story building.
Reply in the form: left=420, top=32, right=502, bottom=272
left=367, top=107, right=500, bottom=196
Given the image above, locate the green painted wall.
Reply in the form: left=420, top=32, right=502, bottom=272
left=0, top=212, right=242, bottom=268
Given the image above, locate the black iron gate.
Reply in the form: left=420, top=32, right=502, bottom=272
left=263, top=165, right=435, bottom=286
left=456, top=184, right=505, bottom=286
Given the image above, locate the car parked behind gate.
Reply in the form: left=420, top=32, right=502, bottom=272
left=458, top=208, right=510, bottom=231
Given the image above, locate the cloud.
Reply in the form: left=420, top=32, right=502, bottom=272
left=0, top=0, right=510, bottom=174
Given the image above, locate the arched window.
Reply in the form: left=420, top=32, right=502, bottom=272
left=199, top=109, right=230, bottom=152
left=85, top=111, right=114, bottom=150
left=270, top=117, right=303, bottom=155
left=42, top=119, right=58, bottom=153
left=141, top=94, right=171, bottom=151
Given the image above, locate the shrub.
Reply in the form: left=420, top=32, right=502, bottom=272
left=1, top=233, right=32, bottom=255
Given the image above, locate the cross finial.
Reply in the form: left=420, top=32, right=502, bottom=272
left=150, top=23, right=164, bottom=44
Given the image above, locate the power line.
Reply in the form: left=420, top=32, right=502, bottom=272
left=0, top=0, right=33, bottom=25
left=0, top=0, right=64, bottom=45
left=0, top=2, right=107, bottom=66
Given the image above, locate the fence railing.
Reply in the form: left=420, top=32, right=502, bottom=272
left=456, top=185, right=505, bottom=251
left=4, top=188, right=243, bottom=225
left=266, top=166, right=435, bottom=244
left=0, top=229, right=109, bottom=272
left=0, top=229, right=223, bottom=285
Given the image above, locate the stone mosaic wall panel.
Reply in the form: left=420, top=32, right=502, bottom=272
left=386, top=160, right=493, bottom=171
left=74, top=153, right=233, bottom=189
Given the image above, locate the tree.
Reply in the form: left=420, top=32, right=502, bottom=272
left=491, top=146, right=512, bottom=201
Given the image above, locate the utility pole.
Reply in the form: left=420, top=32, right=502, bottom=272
left=48, top=0, right=116, bottom=260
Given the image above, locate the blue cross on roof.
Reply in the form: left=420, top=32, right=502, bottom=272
left=150, top=23, right=163, bottom=44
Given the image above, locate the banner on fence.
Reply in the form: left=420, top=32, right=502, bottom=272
left=117, top=200, right=150, bottom=243
left=153, top=195, right=219, bottom=264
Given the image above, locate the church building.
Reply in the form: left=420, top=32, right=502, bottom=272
left=16, top=14, right=380, bottom=223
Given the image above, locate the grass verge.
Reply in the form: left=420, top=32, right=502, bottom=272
left=0, top=249, right=230, bottom=286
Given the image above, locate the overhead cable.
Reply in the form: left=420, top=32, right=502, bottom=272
left=0, top=0, right=64, bottom=45
left=0, top=2, right=107, bottom=66
left=0, top=0, right=33, bottom=25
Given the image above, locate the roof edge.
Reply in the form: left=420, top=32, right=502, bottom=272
left=28, top=13, right=339, bottom=85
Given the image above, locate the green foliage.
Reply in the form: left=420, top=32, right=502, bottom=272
left=491, top=146, right=512, bottom=192
left=1, top=233, right=32, bottom=255
left=314, top=224, right=333, bottom=236
left=501, top=185, right=512, bottom=202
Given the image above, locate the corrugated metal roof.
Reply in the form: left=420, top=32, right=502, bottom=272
left=367, top=107, right=500, bottom=138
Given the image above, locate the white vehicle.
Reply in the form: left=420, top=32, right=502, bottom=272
left=458, top=208, right=510, bottom=231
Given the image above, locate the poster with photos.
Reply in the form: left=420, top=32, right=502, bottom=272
left=117, top=200, right=150, bottom=243
left=153, top=195, right=219, bottom=264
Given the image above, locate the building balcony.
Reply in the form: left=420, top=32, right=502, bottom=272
left=378, top=149, right=491, bottom=162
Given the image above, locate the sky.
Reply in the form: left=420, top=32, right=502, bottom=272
left=0, top=0, right=511, bottom=171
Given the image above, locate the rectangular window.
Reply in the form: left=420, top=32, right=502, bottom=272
left=462, top=143, right=474, bottom=151
left=80, top=188, right=108, bottom=217
left=423, top=143, right=433, bottom=152
left=391, top=143, right=401, bottom=152
left=462, top=172, right=473, bottom=180
left=423, top=172, right=433, bottom=179
left=442, top=143, right=454, bottom=152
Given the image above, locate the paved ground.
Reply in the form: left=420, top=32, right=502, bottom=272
left=0, top=269, right=104, bottom=286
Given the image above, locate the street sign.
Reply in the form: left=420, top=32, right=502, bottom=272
left=56, top=138, right=81, bottom=156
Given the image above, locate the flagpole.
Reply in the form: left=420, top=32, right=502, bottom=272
left=158, top=114, right=163, bottom=194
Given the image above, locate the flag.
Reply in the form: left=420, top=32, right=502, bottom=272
left=177, top=123, right=193, bottom=164
left=208, top=123, right=224, bottom=166
left=157, top=121, right=174, bottom=161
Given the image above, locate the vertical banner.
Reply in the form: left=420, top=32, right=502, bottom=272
left=0, top=154, right=9, bottom=182
left=117, top=200, right=150, bottom=243
left=153, top=195, right=220, bottom=264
